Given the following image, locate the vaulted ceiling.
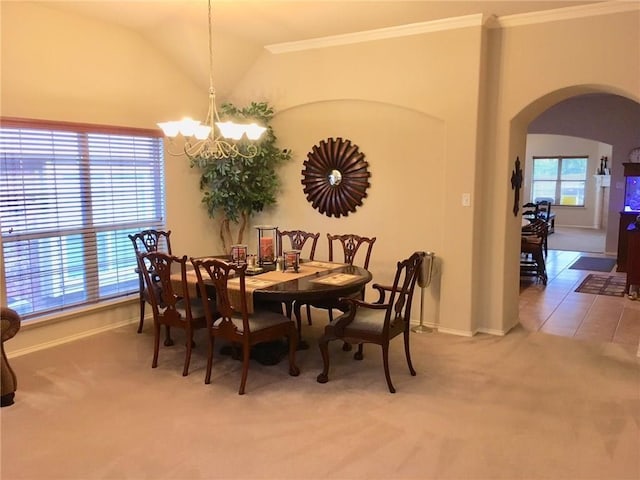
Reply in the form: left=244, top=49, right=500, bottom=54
left=43, top=1, right=598, bottom=45
left=40, top=0, right=600, bottom=96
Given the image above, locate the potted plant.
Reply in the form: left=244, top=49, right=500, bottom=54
left=190, top=101, right=291, bottom=253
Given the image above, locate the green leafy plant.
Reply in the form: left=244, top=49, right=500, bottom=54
left=190, top=101, right=291, bottom=253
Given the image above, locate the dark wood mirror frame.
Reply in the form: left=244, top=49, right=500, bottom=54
left=301, top=137, right=370, bottom=218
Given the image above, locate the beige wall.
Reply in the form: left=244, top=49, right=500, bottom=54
left=232, top=26, right=486, bottom=335
left=2, top=2, right=639, bottom=354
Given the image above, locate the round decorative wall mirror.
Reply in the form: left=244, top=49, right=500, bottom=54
left=301, top=137, right=370, bottom=218
left=328, top=169, right=342, bottom=186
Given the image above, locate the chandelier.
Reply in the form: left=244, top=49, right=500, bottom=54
left=157, top=0, right=266, bottom=160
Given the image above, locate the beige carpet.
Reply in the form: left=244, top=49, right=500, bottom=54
left=1, top=321, right=639, bottom=479
left=547, top=226, right=606, bottom=253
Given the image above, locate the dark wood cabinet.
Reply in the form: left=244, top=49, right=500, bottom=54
left=617, top=212, right=638, bottom=272
left=616, top=163, right=640, bottom=272
left=625, top=223, right=640, bottom=293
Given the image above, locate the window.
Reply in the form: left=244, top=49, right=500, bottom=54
left=0, top=118, right=165, bottom=320
left=531, top=156, right=588, bottom=206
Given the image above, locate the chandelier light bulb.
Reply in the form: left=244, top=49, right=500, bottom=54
left=193, top=124, right=212, bottom=140
left=245, top=123, right=267, bottom=140
left=157, top=121, right=181, bottom=138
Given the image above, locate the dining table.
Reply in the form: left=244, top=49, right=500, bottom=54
left=174, top=259, right=373, bottom=350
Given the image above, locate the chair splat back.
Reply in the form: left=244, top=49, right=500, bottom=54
left=277, top=229, right=320, bottom=259
left=327, top=233, right=376, bottom=269
left=388, top=253, right=423, bottom=324
left=130, top=229, right=172, bottom=256
left=140, top=252, right=192, bottom=322
left=192, top=258, right=248, bottom=327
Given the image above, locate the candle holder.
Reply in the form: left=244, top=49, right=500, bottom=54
left=284, top=250, right=300, bottom=272
left=256, top=225, right=278, bottom=266
left=231, top=244, right=248, bottom=265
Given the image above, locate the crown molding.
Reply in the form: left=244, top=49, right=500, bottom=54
left=266, top=2, right=639, bottom=54
left=266, top=14, right=485, bottom=54
left=492, top=1, right=639, bottom=29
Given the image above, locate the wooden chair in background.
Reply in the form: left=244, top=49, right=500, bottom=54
left=128, top=229, right=172, bottom=333
left=535, top=199, right=555, bottom=234
left=276, top=229, right=320, bottom=259
left=305, top=233, right=376, bottom=324
left=520, top=218, right=549, bottom=285
left=316, top=251, right=425, bottom=393
left=276, top=229, right=320, bottom=323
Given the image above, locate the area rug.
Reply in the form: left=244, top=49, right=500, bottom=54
left=568, top=256, right=617, bottom=272
left=574, top=274, right=626, bottom=297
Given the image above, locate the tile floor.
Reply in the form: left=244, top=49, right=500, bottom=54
left=519, top=249, right=640, bottom=355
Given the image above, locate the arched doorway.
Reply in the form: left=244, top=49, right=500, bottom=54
left=511, top=89, right=640, bottom=341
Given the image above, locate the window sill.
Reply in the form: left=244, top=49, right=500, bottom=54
left=20, top=295, right=138, bottom=330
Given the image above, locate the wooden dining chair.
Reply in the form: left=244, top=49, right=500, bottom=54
left=520, top=218, right=549, bottom=285
left=276, top=229, right=320, bottom=323
left=305, top=233, right=377, bottom=325
left=535, top=199, right=555, bottom=234
left=191, top=257, right=300, bottom=395
left=316, top=251, right=425, bottom=393
left=128, top=229, right=172, bottom=333
left=140, top=252, right=207, bottom=376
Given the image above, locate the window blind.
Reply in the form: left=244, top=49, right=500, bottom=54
left=0, top=118, right=165, bottom=320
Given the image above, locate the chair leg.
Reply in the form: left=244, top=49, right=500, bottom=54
left=306, top=304, right=312, bottom=325
left=316, top=335, right=331, bottom=384
left=137, top=296, right=145, bottom=333
left=205, top=336, right=215, bottom=384
left=182, top=330, right=193, bottom=377
left=152, top=322, right=161, bottom=368
left=354, top=343, right=364, bottom=360
left=381, top=343, right=396, bottom=393
left=137, top=273, right=145, bottom=333
left=238, top=341, right=251, bottom=395
left=403, top=329, right=416, bottom=376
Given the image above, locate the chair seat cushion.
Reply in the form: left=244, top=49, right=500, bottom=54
left=522, top=236, right=542, bottom=245
left=332, top=308, right=387, bottom=334
left=214, top=310, right=291, bottom=333
left=175, top=298, right=214, bottom=319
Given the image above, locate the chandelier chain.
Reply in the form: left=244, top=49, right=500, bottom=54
left=156, top=0, right=266, bottom=160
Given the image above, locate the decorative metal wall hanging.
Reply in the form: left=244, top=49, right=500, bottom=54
left=511, top=156, right=523, bottom=217
left=301, top=137, right=370, bottom=218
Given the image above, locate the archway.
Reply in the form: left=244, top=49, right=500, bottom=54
left=509, top=87, right=640, bottom=336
